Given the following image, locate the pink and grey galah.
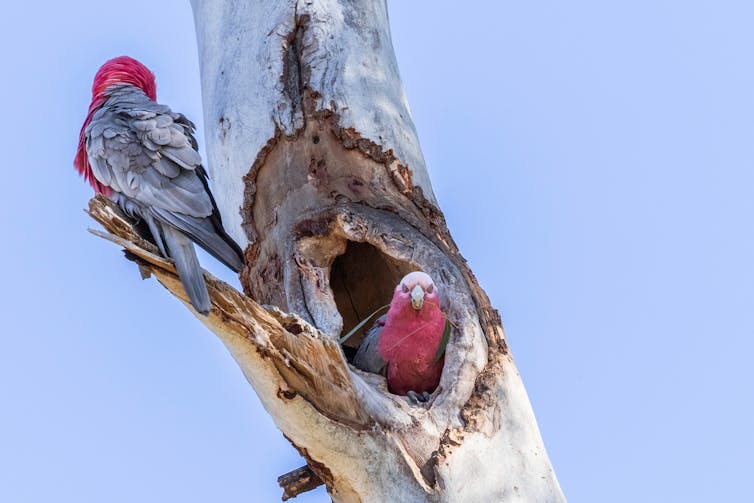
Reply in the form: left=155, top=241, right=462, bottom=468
left=354, top=272, right=448, bottom=399
left=75, top=56, right=244, bottom=315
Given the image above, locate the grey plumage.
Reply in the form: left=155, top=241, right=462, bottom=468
left=353, top=315, right=387, bottom=375
left=162, top=225, right=211, bottom=314
left=86, top=84, right=244, bottom=314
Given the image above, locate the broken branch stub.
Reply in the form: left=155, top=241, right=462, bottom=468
left=278, top=464, right=323, bottom=501
left=75, top=0, right=575, bottom=500
left=87, top=194, right=459, bottom=500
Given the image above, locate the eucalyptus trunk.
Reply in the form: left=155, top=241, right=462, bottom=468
left=92, top=1, right=567, bottom=501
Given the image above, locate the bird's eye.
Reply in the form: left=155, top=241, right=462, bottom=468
left=401, top=284, right=409, bottom=293
left=427, top=284, right=434, bottom=294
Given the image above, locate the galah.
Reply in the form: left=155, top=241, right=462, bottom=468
left=353, top=271, right=448, bottom=399
left=75, top=56, right=244, bottom=315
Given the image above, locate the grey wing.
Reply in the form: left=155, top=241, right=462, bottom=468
left=85, top=88, right=243, bottom=272
left=353, top=315, right=387, bottom=375
left=85, top=89, right=211, bottom=218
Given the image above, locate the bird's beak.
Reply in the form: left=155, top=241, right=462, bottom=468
left=410, top=284, right=425, bottom=311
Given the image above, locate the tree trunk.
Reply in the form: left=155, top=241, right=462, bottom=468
left=91, top=1, right=566, bottom=501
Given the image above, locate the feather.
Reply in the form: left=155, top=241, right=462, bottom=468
left=162, top=225, right=211, bottom=315
left=148, top=127, right=172, bottom=145
left=144, top=212, right=168, bottom=258
left=162, top=146, right=201, bottom=171
left=152, top=157, right=181, bottom=178
left=83, top=82, right=244, bottom=314
left=353, top=272, right=446, bottom=396
left=353, top=315, right=388, bottom=375
left=152, top=207, right=244, bottom=272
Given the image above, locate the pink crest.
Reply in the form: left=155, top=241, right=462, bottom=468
left=74, top=56, right=157, bottom=195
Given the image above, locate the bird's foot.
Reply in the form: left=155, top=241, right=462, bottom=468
left=406, top=390, right=431, bottom=404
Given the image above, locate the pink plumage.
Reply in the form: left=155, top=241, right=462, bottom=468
left=376, top=271, right=447, bottom=396
left=74, top=56, right=156, bottom=195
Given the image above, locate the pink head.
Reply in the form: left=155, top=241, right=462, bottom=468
left=89, top=56, right=157, bottom=102
left=391, top=271, right=441, bottom=314
left=74, top=56, right=157, bottom=194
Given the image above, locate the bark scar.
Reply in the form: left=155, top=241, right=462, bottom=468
left=281, top=7, right=311, bottom=132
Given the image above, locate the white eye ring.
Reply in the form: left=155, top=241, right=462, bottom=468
left=426, top=284, right=434, bottom=294
left=401, top=284, right=409, bottom=293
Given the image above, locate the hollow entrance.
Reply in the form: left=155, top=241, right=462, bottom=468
left=330, top=241, right=411, bottom=355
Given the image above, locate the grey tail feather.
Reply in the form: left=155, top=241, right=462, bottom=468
left=151, top=208, right=243, bottom=273
left=208, top=221, right=245, bottom=273
left=144, top=213, right=168, bottom=257
left=162, top=225, right=211, bottom=315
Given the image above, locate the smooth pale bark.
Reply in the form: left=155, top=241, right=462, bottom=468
left=191, top=0, right=435, bottom=248
left=92, top=1, right=568, bottom=501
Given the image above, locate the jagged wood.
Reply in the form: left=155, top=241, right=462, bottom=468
left=84, top=1, right=567, bottom=501
left=88, top=195, right=371, bottom=429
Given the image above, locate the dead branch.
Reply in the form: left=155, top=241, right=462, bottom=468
left=278, top=465, right=323, bottom=501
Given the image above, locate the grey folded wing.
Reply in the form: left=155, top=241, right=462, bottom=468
left=353, top=315, right=387, bottom=375
left=85, top=85, right=243, bottom=272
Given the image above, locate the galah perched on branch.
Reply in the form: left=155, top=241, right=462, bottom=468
left=354, top=272, right=449, bottom=400
left=74, top=56, right=244, bottom=315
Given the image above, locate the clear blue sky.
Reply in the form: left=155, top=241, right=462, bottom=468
left=1, top=1, right=752, bottom=501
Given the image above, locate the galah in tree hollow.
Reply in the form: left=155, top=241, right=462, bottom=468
left=74, top=56, right=244, bottom=315
left=353, top=272, right=449, bottom=400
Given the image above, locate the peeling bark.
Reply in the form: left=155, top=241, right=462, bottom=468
left=81, top=1, right=572, bottom=501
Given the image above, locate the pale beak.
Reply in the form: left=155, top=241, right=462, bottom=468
left=410, top=284, right=425, bottom=310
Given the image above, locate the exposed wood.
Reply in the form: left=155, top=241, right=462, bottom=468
left=88, top=196, right=373, bottom=429
left=87, top=195, right=437, bottom=501
left=190, top=0, right=435, bottom=248
left=80, top=1, right=572, bottom=501
left=278, top=465, right=323, bottom=501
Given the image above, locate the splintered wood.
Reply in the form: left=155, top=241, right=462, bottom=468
left=87, top=195, right=370, bottom=428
